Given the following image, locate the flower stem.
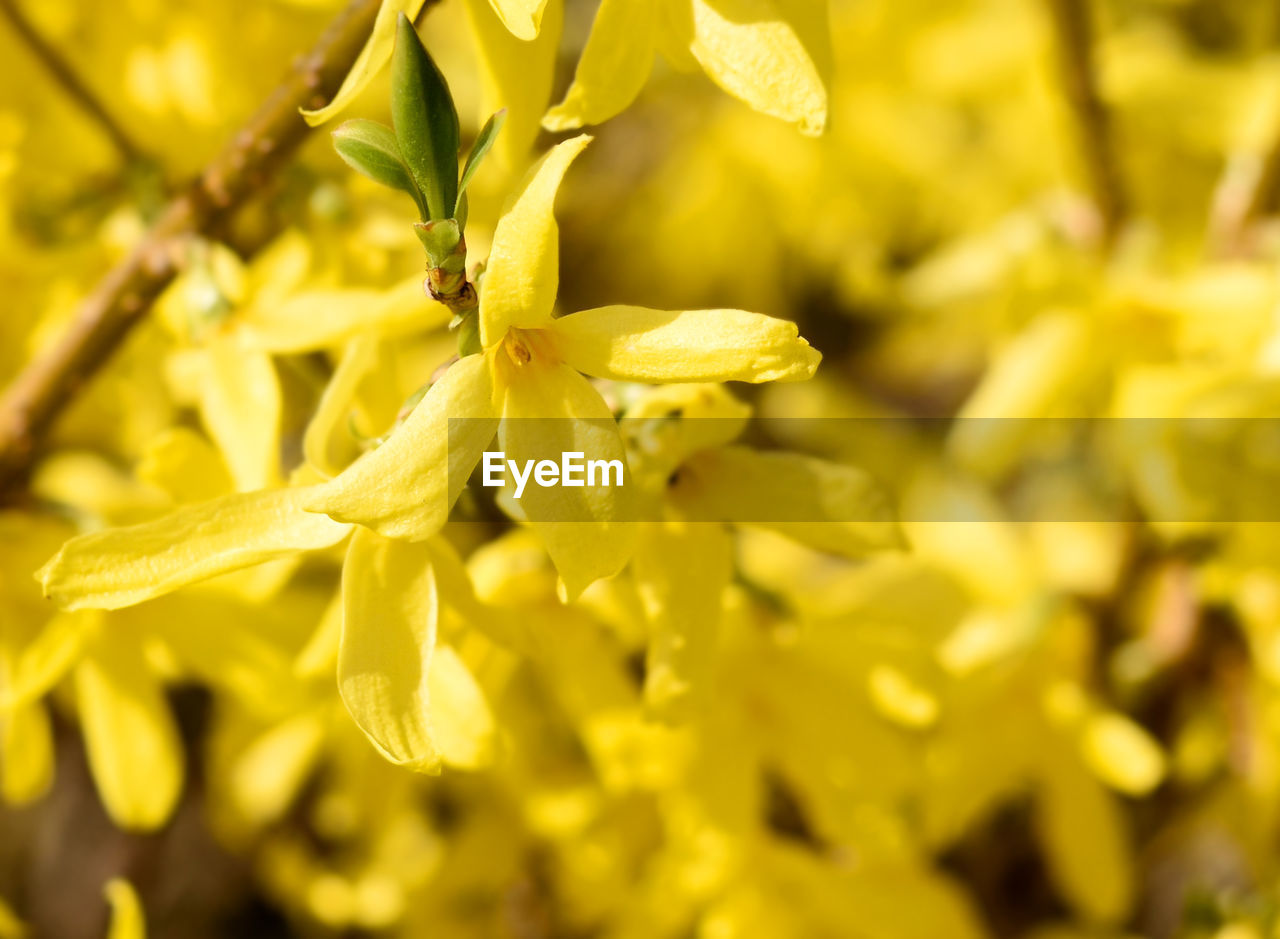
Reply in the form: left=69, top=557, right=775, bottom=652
left=0, top=0, right=149, bottom=166
left=1043, top=0, right=1127, bottom=243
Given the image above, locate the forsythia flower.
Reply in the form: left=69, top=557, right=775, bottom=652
left=544, top=0, right=832, bottom=136
left=303, top=134, right=822, bottom=597
left=620, top=383, right=902, bottom=720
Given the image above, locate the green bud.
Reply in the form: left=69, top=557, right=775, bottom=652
left=391, top=12, right=460, bottom=221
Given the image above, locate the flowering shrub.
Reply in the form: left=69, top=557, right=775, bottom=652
left=2, top=1, right=1280, bottom=937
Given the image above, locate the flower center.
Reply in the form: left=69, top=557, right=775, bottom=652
left=502, top=327, right=556, bottom=368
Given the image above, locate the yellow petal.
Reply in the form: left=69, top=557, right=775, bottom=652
left=339, top=529, right=441, bottom=772
left=1, top=611, right=91, bottom=711
left=105, top=879, right=146, bottom=939
left=0, top=896, right=23, bottom=939
left=543, top=0, right=655, bottom=130
left=301, top=0, right=429, bottom=126
left=295, top=590, right=343, bottom=680
left=499, top=362, right=636, bottom=599
left=463, top=0, right=563, bottom=166
left=303, top=353, right=498, bottom=541
left=39, top=487, right=352, bottom=611
left=76, top=637, right=184, bottom=831
left=633, top=520, right=731, bottom=722
left=240, top=276, right=448, bottom=353
left=671, top=447, right=903, bottom=556
left=227, top=710, right=326, bottom=826
left=681, top=0, right=830, bottom=135
left=948, top=312, right=1093, bottom=480
left=0, top=628, right=54, bottom=805
left=479, top=135, right=591, bottom=347
left=621, top=383, right=753, bottom=484
left=553, top=306, right=821, bottom=383
left=428, top=645, right=496, bottom=768
left=199, top=337, right=280, bottom=490
left=0, top=698, right=53, bottom=805
left=303, top=335, right=399, bottom=478
left=429, top=538, right=536, bottom=655
left=487, top=0, right=549, bottom=40
left=1081, top=712, right=1167, bottom=796
left=1034, top=750, right=1134, bottom=924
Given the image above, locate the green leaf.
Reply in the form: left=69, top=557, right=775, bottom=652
left=413, top=218, right=463, bottom=270
left=331, top=119, right=428, bottom=219
left=456, top=109, right=507, bottom=211
left=455, top=191, right=469, bottom=230
left=392, top=13, right=460, bottom=220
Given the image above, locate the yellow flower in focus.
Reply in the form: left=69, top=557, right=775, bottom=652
left=304, top=134, right=822, bottom=597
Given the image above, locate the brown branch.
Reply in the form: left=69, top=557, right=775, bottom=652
left=1043, top=0, right=1128, bottom=243
left=0, top=0, right=148, bottom=165
left=0, top=0, right=386, bottom=499
left=1209, top=143, right=1280, bottom=255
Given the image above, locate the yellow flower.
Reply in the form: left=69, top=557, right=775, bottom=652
left=304, top=135, right=822, bottom=597
left=620, top=383, right=901, bottom=721
left=544, top=0, right=832, bottom=136
left=157, top=233, right=447, bottom=491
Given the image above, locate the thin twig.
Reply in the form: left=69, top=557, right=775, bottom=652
left=0, top=0, right=147, bottom=165
left=1209, top=145, right=1280, bottom=254
left=0, top=0, right=387, bottom=499
left=1043, top=0, right=1127, bottom=243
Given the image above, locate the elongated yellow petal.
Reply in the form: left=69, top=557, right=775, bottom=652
left=487, top=0, right=549, bottom=39
left=499, top=362, right=636, bottom=599
left=199, top=337, right=280, bottom=490
left=1, top=612, right=91, bottom=711
left=1, top=628, right=54, bottom=805
left=0, top=896, right=23, bottom=939
left=1034, top=749, right=1134, bottom=924
left=105, top=879, right=146, bottom=939
left=39, top=488, right=352, bottom=611
left=671, top=447, right=903, bottom=556
left=227, top=710, right=326, bottom=826
left=76, top=636, right=184, bottom=831
left=240, top=276, right=449, bottom=353
left=1081, top=712, right=1166, bottom=796
left=682, top=0, right=830, bottom=135
left=479, top=135, right=591, bottom=347
left=463, top=0, right=563, bottom=166
left=301, top=0, right=428, bottom=126
left=429, top=539, right=536, bottom=654
left=303, top=353, right=498, bottom=540
left=553, top=306, right=821, bottom=384
left=304, top=335, right=399, bottom=478
left=0, top=697, right=53, bottom=805
left=543, top=0, right=655, bottom=130
left=339, top=529, right=441, bottom=772
left=428, top=645, right=496, bottom=768
left=634, top=520, right=731, bottom=723
left=295, top=591, right=343, bottom=679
